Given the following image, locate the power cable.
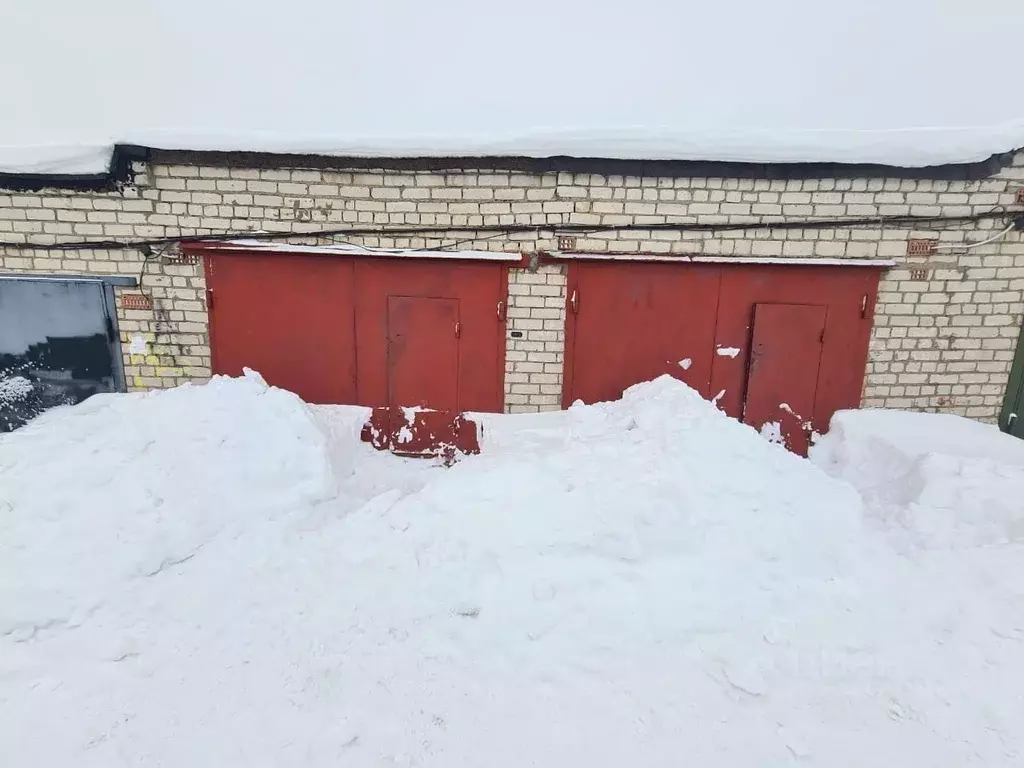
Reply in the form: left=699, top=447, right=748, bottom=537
left=0, top=208, right=1019, bottom=252
left=934, top=222, right=1017, bottom=251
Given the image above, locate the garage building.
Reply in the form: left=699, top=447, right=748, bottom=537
left=3, top=151, right=1024, bottom=451
left=2, top=3, right=1024, bottom=448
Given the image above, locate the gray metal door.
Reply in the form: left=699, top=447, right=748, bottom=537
left=0, top=278, right=124, bottom=432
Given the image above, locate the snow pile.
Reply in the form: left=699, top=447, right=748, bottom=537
left=812, top=408, right=1024, bottom=548
left=2, top=375, right=1023, bottom=766
left=2, top=1, right=1024, bottom=174
left=0, top=375, right=33, bottom=404
left=0, top=370, right=336, bottom=638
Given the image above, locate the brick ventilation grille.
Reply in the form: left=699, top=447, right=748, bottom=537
left=906, top=239, right=937, bottom=257
left=121, top=293, right=153, bottom=310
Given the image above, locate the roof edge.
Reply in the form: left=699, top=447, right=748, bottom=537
left=0, top=144, right=1017, bottom=191
left=0, top=145, right=149, bottom=192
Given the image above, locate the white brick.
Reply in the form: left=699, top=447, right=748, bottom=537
left=1, top=158, right=1018, bottom=420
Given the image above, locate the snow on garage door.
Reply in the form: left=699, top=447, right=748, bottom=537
left=198, top=246, right=509, bottom=413
left=563, top=260, right=883, bottom=454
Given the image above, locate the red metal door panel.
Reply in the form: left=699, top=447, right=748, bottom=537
left=387, top=296, right=460, bottom=410
left=564, top=262, right=720, bottom=406
left=204, top=254, right=357, bottom=404
left=711, top=265, right=879, bottom=433
left=743, top=303, right=827, bottom=456
left=355, top=260, right=505, bottom=412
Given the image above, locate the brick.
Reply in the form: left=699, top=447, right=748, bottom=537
left=1, top=157, right=1019, bottom=421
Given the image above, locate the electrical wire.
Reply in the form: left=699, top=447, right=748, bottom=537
left=0, top=207, right=1018, bottom=252
left=934, top=222, right=1017, bottom=251
left=429, top=227, right=602, bottom=252
left=136, top=244, right=168, bottom=296
left=431, top=229, right=517, bottom=251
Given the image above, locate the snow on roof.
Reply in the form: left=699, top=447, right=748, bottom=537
left=3, top=0, right=1024, bottom=176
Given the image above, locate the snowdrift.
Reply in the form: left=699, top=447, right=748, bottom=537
left=812, top=409, right=1024, bottom=548
left=2, top=375, right=1023, bottom=766
left=0, top=370, right=336, bottom=638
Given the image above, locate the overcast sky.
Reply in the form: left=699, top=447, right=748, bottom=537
left=2, top=0, right=1023, bottom=168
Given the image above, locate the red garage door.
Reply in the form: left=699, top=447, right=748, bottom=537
left=564, top=261, right=881, bottom=454
left=562, top=262, right=720, bottom=405
left=201, top=249, right=507, bottom=413
left=199, top=252, right=358, bottom=404
left=353, top=260, right=506, bottom=412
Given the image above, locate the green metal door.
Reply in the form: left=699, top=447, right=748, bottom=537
left=1002, top=323, right=1024, bottom=438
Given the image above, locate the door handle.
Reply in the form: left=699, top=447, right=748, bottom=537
left=569, top=289, right=578, bottom=314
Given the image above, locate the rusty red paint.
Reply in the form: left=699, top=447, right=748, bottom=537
left=361, top=406, right=481, bottom=463
left=203, top=252, right=358, bottom=404
left=564, top=261, right=881, bottom=454
left=354, top=259, right=505, bottom=412
left=562, top=261, right=721, bottom=407
left=387, top=296, right=460, bottom=410
left=710, top=265, right=879, bottom=434
left=742, top=303, right=827, bottom=456
left=202, top=249, right=507, bottom=414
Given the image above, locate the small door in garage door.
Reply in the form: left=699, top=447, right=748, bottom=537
left=388, top=296, right=460, bottom=410
left=356, top=260, right=505, bottom=413
left=742, top=303, right=827, bottom=455
left=203, top=248, right=507, bottom=412
left=563, top=262, right=721, bottom=405
left=0, top=278, right=123, bottom=432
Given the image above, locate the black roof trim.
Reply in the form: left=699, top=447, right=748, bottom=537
left=0, top=143, right=1016, bottom=190
left=0, top=145, right=148, bottom=192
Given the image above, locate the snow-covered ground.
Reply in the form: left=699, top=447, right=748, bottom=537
left=1, top=373, right=1022, bottom=766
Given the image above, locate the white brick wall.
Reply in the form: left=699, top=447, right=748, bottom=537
left=505, top=266, right=566, bottom=412
left=2, top=156, right=1024, bottom=419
